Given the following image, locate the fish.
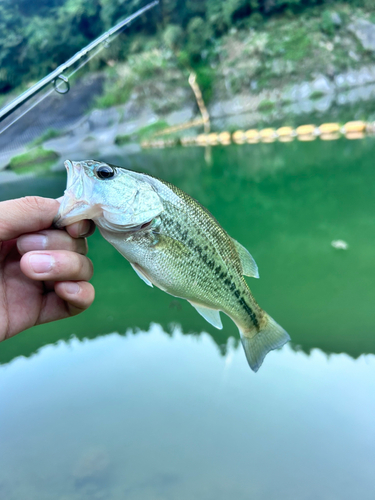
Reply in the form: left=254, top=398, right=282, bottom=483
left=54, top=160, right=290, bottom=372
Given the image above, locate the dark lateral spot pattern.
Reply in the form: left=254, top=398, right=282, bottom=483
left=167, top=219, right=258, bottom=328
left=160, top=215, right=259, bottom=328
left=238, top=298, right=259, bottom=328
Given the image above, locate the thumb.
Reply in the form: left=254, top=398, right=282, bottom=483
left=0, top=197, right=60, bottom=242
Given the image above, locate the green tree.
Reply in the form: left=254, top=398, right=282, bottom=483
left=0, top=3, right=25, bottom=91
left=206, top=1, right=228, bottom=35
left=163, top=24, right=185, bottom=51
left=223, top=0, right=252, bottom=25
left=0, top=0, right=373, bottom=95
left=187, top=16, right=211, bottom=60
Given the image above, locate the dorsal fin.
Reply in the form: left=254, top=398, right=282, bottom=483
left=231, top=238, right=259, bottom=278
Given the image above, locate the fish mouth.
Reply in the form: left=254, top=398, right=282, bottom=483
left=53, top=199, right=93, bottom=228
left=97, top=216, right=155, bottom=233
left=53, top=160, right=101, bottom=228
left=64, top=160, right=82, bottom=191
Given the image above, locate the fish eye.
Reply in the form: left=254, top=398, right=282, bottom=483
left=95, top=165, right=116, bottom=180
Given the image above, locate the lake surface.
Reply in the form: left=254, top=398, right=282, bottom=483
left=1, top=139, right=375, bottom=499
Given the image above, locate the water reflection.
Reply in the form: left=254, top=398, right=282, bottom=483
left=1, top=325, right=375, bottom=500
left=0, top=138, right=375, bottom=366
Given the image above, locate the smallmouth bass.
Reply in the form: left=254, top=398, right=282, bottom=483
left=54, top=160, right=290, bottom=371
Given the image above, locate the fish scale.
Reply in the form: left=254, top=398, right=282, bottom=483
left=54, top=160, right=290, bottom=372
left=156, top=196, right=260, bottom=326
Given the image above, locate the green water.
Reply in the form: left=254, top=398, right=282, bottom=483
left=1, top=139, right=375, bottom=499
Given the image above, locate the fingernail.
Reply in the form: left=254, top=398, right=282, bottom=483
left=18, top=234, right=47, bottom=253
left=78, top=220, right=91, bottom=237
left=29, top=254, right=54, bottom=273
left=64, top=282, right=80, bottom=294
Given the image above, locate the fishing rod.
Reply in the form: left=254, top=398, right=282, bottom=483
left=0, top=0, right=159, bottom=125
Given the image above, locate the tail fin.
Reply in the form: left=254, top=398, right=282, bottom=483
left=240, top=314, right=290, bottom=372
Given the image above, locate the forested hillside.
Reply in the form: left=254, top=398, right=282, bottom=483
left=1, top=0, right=374, bottom=93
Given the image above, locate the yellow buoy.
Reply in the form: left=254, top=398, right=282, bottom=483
left=175, top=118, right=368, bottom=149
left=245, top=129, right=259, bottom=143
left=259, top=128, right=277, bottom=143
left=296, top=124, right=316, bottom=136
left=207, top=132, right=219, bottom=145
left=277, top=126, right=294, bottom=142
left=277, top=126, right=294, bottom=136
left=319, top=123, right=340, bottom=135
left=296, top=124, right=316, bottom=141
left=196, top=134, right=208, bottom=146
left=232, top=130, right=246, bottom=144
left=218, top=131, right=231, bottom=145
left=343, top=121, right=366, bottom=134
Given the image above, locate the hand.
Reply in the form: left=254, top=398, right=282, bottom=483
left=0, top=196, right=95, bottom=341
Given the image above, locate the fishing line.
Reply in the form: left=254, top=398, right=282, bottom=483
left=0, top=1, right=159, bottom=137
left=0, top=43, right=108, bottom=136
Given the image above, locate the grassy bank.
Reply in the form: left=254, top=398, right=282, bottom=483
left=9, top=147, right=59, bottom=174
left=86, top=2, right=375, bottom=123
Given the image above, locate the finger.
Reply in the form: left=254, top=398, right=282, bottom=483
left=17, top=230, right=88, bottom=256
left=55, top=281, right=95, bottom=316
left=65, top=220, right=96, bottom=239
left=20, top=251, right=94, bottom=282
left=0, top=197, right=60, bottom=241
left=37, top=281, right=95, bottom=325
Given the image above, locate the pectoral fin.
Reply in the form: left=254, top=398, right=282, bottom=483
left=231, top=238, right=259, bottom=278
left=130, top=262, right=153, bottom=287
left=189, top=301, right=223, bottom=329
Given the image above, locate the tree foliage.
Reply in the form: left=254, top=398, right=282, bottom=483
left=0, top=0, right=373, bottom=93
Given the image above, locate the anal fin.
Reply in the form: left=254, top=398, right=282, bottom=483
left=189, top=301, right=223, bottom=329
left=130, top=262, right=153, bottom=287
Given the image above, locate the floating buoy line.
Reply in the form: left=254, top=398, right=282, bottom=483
left=141, top=120, right=373, bottom=149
